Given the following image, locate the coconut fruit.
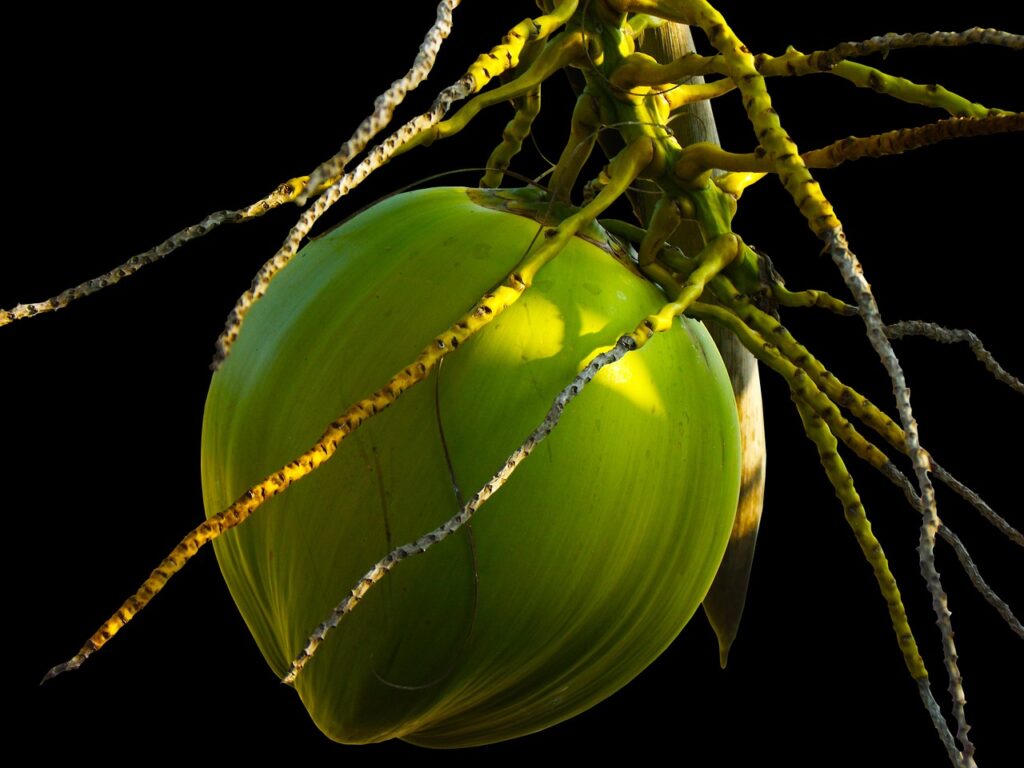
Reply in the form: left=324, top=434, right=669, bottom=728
left=201, top=186, right=741, bottom=747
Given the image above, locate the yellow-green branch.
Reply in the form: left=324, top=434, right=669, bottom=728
left=482, top=85, right=543, bottom=188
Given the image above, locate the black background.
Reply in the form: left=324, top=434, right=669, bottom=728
left=7, top=2, right=1022, bottom=763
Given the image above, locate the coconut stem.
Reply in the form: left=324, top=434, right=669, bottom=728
left=632, top=18, right=766, bottom=670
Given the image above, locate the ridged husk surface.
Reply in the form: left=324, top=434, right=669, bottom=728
left=201, top=187, right=741, bottom=747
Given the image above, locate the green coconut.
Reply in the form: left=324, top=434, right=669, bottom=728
left=201, top=186, right=742, bottom=747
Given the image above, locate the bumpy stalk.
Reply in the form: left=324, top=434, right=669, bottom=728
left=296, top=0, right=462, bottom=203
left=812, top=28, right=1024, bottom=69
left=482, top=86, right=542, bottom=188
left=826, top=229, right=975, bottom=766
left=788, top=392, right=962, bottom=767
left=0, top=178, right=307, bottom=327
left=885, top=320, right=1024, bottom=395
left=789, top=389, right=925, bottom=677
